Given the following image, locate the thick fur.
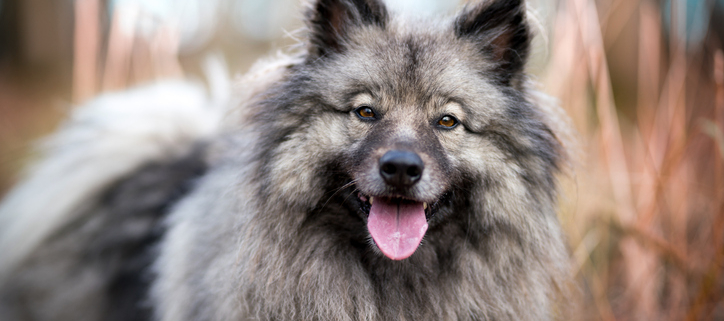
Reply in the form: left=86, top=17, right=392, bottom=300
left=0, top=77, right=226, bottom=320
left=0, top=1, right=572, bottom=320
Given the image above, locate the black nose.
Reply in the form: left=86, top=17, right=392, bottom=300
left=379, top=150, right=424, bottom=188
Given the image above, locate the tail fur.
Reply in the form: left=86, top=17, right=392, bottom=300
left=0, top=65, right=227, bottom=280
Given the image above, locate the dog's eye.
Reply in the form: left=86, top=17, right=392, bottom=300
left=355, top=106, right=377, bottom=120
left=437, top=115, right=458, bottom=129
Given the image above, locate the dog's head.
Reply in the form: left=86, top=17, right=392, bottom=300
left=254, top=0, right=564, bottom=261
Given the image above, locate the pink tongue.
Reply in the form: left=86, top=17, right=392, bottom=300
left=367, top=198, right=428, bottom=260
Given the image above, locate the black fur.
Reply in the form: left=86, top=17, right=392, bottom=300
left=97, top=147, right=207, bottom=321
left=0, top=147, right=207, bottom=321
left=455, top=0, right=530, bottom=86
left=306, top=0, right=388, bottom=58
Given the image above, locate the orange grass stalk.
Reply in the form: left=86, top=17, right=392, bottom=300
left=571, top=0, right=661, bottom=318
left=102, top=5, right=136, bottom=91
left=72, top=0, right=100, bottom=103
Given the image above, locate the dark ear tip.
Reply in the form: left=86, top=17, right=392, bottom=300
left=454, top=0, right=527, bottom=37
left=305, top=0, right=389, bottom=58
left=454, top=0, right=530, bottom=85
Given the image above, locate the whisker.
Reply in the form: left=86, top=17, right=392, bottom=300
left=320, top=179, right=359, bottom=211
left=339, top=187, right=361, bottom=207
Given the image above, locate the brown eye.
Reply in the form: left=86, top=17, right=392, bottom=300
left=355, top=106, right=376, bottom=119
left=437, top=115, right=458, bottom=128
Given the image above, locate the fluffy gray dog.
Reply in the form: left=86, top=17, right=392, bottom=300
left=0, top=0, right=572, bottom=320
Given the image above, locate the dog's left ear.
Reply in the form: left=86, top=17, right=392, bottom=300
left=305, top=0, right=388, bottom=59
left=455, top=0, right=530, bottom=85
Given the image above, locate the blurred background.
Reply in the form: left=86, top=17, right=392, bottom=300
left=0, top=0, right=722, bottom=319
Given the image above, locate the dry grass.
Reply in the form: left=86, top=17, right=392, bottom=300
left=546, top=0, right=724, bottom=319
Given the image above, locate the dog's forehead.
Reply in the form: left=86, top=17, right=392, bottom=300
left=327, top=21, right=506, bottom=115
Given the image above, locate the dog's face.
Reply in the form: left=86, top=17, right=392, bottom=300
left=318, top=33, right=513, bottom=259
left=258, top=0, right=562, bottom=260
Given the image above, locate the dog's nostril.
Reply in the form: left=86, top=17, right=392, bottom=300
left=381, top=163, right=397, bottom=175
left=406, top=166, right=421, bottom=178
left=379, top=150, right=424, bottom=188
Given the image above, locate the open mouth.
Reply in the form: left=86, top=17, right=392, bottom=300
left=357, top=193, right=437, bottom=260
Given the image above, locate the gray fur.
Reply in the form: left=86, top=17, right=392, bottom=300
left=0, top=1, right=572, bottom=320
left=0, top=78, right=225, bottom=320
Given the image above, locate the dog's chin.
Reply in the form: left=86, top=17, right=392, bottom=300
left=354, top=189, right=445, bottom=261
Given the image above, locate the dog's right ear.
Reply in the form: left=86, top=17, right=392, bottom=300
left=305, top=0, right=388, bottom=58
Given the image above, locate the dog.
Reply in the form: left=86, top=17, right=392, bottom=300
left=0, top=0, right=572, bottom=320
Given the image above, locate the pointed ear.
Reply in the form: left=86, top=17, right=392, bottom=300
left=305, top=0, right=388, bottom=58
left=454, top=0, right=530, bottom=85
